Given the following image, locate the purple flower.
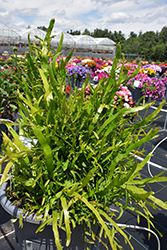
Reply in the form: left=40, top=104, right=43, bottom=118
left=127, top=74, right=166, bottom=100
left=67, top=65, right=93, bottom=81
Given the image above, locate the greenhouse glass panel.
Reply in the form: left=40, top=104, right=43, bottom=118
left=0, top=23, right=21, bottom=42
left=19, top=28, right=46, bottom=42
left=73, top=35, right=96, bottom=49
left=52, top=32, right=75, bottom=47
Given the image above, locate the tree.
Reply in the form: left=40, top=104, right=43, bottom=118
left=129, top=31, right=137, bottom=38
left=91, top=28, right=115, bottom=41
left=82, top=28, right=90, bottom=35
left=122, top=37, right=140, bottom=54
left=113, top=31, right=125, bottom=44
left=138, top=31, right=159, bottom=59
left=38, top=26, right=48, bottom=32
left=152, top=43, right=166, bottom=61
left=67, top=30, right=81, bottom=35
left=159, top=26, right=167, bottom=43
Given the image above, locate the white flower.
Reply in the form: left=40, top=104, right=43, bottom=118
left=123, top=103, right=130, bottom=108
left=103, top=66, right=112, bottom=73
left=133, top=80, right=141, bottom=87
left=82, top=59, right=92, bottom=63
left=93, top=76, right=98, bottom=81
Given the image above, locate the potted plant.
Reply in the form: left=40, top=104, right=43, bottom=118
left=67, top=65, right=93, bottom=89
left=0, top=65, right=19, bottom=121
left=0, top=54, right=25, bottom=148
left=0, top=18, right=167, bottom=250
left=127, top=72, right=166, bottom=102
left=139, top=76, right=166, bottom=100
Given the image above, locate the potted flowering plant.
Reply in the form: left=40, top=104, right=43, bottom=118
left=139, top=76, right=166, bottom=100
left=0, top=54, right=26, bottom=149
left=0, top=53, right=26, bottom=121
left=139, top=67, right=156, bottom=77
left=127, top=72, right=166, bottom=101
left=67, top=65, right=93, bottom=89
left=0, top=65, right=19, bottom=121
left=0, top=19, right=167, bottom=250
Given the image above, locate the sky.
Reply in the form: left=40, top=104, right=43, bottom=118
left=0, top=0, right=167, bottom=38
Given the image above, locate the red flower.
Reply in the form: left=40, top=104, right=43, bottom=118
left=66, top=85, right=70, bottom=94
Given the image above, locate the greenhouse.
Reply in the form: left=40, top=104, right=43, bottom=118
left=0, top=23, right=117, bottom=58
left=95, top=37, right=115, bottom=48
left=0, top=23, right=21, bottom=45
left=52, top=31, right=75, bottom=47
left=73, top=35, right=97, bottom=48
left=18, top=27, right=46, bottom=43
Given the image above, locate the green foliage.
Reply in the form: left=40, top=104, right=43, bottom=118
left=37, top=26, right=48, bottom=32
left=1, top=18, right=167, bottom=250
left=0, top=54, right=26, bottom=120
left=68, top=26, right=167, bottom=60
left=0, top=67, right=18, bottom=120
left=122, top=27, right=167, bottom=61
left=67, top=29, right=81, bottom=35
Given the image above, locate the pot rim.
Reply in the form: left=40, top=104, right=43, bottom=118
left=0, top=181, right=43, bottom=225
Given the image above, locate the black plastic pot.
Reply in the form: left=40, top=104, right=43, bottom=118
left=66, top=77, right=83, bottom=92
left=128, top=86, right=148, bottom=103
left=0, top=182, right=107, bottom=250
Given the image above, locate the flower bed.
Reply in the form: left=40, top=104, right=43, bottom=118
left=1, top=51, right=167, bottom=107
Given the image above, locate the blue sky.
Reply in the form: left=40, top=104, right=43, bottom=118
left=0, top=0, right=167, bottom=37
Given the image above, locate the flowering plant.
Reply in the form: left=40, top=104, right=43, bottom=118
left=127, top=72, right=166, bottom=100
left=0, top=65, right=18, bottom=120
left=82, top=60, right=97, bottom=70
left=0, top=54, right=26, bottom=120
left=91, top=67, right=111, bottom=81
left=67, top=65, right=93, bottom=81
left=114, top=85, right=134, bottom=109
left=79, top=83, right=135, bottom=116
left=139, top=67, right=156, bottom=77
left=139, top=77, right=166, bottom=99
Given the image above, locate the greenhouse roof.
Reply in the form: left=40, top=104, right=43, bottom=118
left=72, top=35, right=97, bottom=47
left=18, top=28, right=46, bottom=42
left=95, top=37, right=116, bottom=46
left=52, top=32, right=75, bottom=46
left=0, top=23, right=21, bottom=41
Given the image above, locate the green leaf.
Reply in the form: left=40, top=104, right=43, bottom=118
left=64, top=48, right=73, bottom=66
left=148, top=195, right=167, bottom=210
left=26, top=52, right=39, bottom=78
left=52, top=210, right=63, bottom=250
left=125, top=185, right=154, bottom=200
left=39, top=68, right=52, bottom=101
left=55, top=32, right=63, bottom=54
left=99, top=209, right=134, bottom=250
left=133, top=100, right=166, bottom=129
left=73, top=192, right=115, bottom=249
left=61, top=197, right=71, bottom=246
left=31, top=124, right=54, bottom=176
left=115, top=128, right=159, bottom=164
left=62, top=159, right=69, bottom=171
left=128, top=153, right=152, bottom=181
left=130, top=175, right=167, bottom=185
left=17, top=90, right=39, bottom=115
left=97, top=174, right=121, bottom=196
left=81, top=166, right=97, bottom=188
left=0, top=160, right=13, bottom=186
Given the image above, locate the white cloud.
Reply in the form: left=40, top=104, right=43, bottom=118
left=0, top=10, right=9, bottom=17
left=15, top=8, right=39, bottom=16
left=0, top=0, right=166, bottom=37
